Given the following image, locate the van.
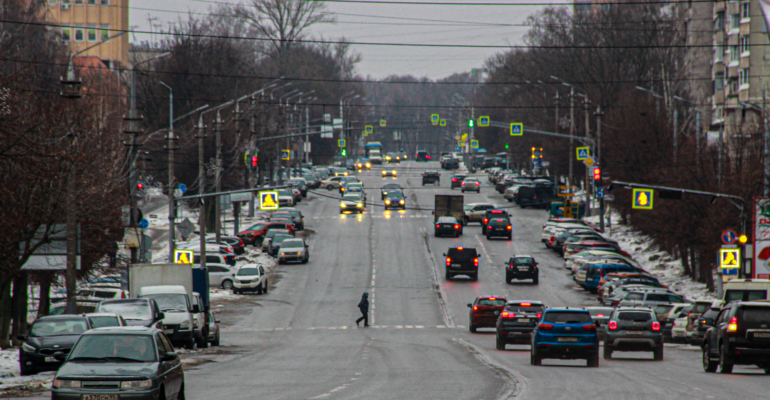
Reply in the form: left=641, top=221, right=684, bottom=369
left=139, top=285, right=197, bottom=349
left=583, top=263, right=637, bottom=293
left=722, top=279, right=770, bottom=303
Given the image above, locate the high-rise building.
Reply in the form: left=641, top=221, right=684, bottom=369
left=44, top=0, right=129, bottom=68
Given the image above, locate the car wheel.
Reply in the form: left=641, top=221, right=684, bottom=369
left=327, top=185, right=334, bottom=190
left=278, top=259, right=285, bottom=265
left=185, top=338, right=195, bottom=350
left=257, top=283, right=264, bottom=295
left=507, top=234, right=512, bottom=241
left=263, top=280, right=269, bottom=294
left=213, top=331, right=220, bottom=347
left=469, top=324, right=477, bottom=333
left=719, top=347, right=733, bottom=374
left=533, top=275, right=539, bottom=285
left=197, top=333, right=208, bottom=349
left=505, top=273, right=511, bottom=283
left=19, top=366, right=35, bottom=376
left=588, top=354, right=600, bottom=368
left=222, top=280, right=233, bottom=290
left=496, top=334, right=505, bottom=350
left=178, top=383, right=186, bottom=400
left=603, top=346, right=612, bottom=360
left=653, top=346, right=663, bottom=361
left=530, top=351, right=541, bottom=366
left=702, top=344, right=718, bottom=372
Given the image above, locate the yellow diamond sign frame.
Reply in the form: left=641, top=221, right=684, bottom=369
left=259, top=190, right=280, bottom=211
left=720, top=248, right=740, bottom=269
left=632, top=188, right=653, bottom=210
left=174, top=249, right=194, bottom=265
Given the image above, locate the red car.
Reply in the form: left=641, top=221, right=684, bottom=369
left=467, top=295, right=507, bottom=333
left=237, top=222, right=295, bottom=246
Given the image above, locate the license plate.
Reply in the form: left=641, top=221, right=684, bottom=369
left=45, top=357, right=56, bottom=362
left=518, top=267, right=529, bottom=270
left=557, top=337, right=578, bottom=342
left=164, top=329, right=174, bottom=334
left=451, top=264, right=461, bottom=268
left=517, top=318, right=530, bottom=323
left=626, top=331, right=644, bottom=335
left=754, top=333, right=770, bottom=338
left=83, top=395, right=118, bottom=400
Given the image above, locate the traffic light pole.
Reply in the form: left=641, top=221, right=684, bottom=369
left=596, top=107, right=605, bottom=232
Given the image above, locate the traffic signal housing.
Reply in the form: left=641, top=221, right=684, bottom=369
left=592, top=167, right=602, bottom=186
left=468, top=119, right=475, bottom=128
left=251, top=155, right=258, bottom=167
left=341, top=149, right=347, bottom=157
left=137, top=182, right=144, bottom=190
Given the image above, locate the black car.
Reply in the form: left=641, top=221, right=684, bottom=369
left=96, top=298, right=165, bottom=328
left=381, top=183, right=403, bottom=200
left=517, top=185, right=559, bottom=209
left=496, top=301, right=545, bottom=350
left=506, top=255, right=538, bottom=284
left=702, top=301, right=770, bottom=374
left=443, top=158, right=459, bottom=170
left=604, top=308, right=664, bottom=360
left=422, top=171, right=440, bottom=185
left=435, top=216, right=463, bottom=237
left=52, top=327, right=185, bottom=400
left=450, top=174, right=467, bottom=189
left=692, top=305, right=722, bottom=346
left=18, top=315, right=93, bottom=376
left=481, top=209, right=509, bottom=234
left=444, top=246, right=481, bottom=281
left=485, top=218, right=512, bottom=240
left=384, top=191, right=406, bottom=209
left=416, top=150, right=431, bottom=162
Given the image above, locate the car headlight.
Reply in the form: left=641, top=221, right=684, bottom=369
left=400, top=200, right=405, bottom=205
left=382, top=170, right=386, bottom=175
left=385, top=200, right=391, bottom=205
left=344, top=172, right=348, bottom=176
left=53, top=379, right=81, bottom=388
left=392, top=170, right=397, bottom=175
left=121, top=379, right=153, bottom=389
left=357, top=203, right=363, bottom=208
left=366, top=163, right=371, bottom=168
left=180, top=320, right=190, bottom=329
left=280, top=252, right=285, bottom=256
left=340, top=203, right=347, bottom=208
left=22, top=343, right=36, bottom=353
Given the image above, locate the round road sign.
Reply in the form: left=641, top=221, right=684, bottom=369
left=138, top=219, right=149, bottom=230
left=721, top=229, right=738, bottom=245
left=178, top=183, right=187, bottom=194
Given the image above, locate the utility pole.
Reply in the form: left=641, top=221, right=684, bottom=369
left=160, top=82, right=176, bottom=263
left=554, top=92, right=560, bottom=135
left=60, top=61, right=81, bottom=315
left=214, top=111, right=223, bottom=243
left=673, top=109, right=678, bottom=167
left=696, top=110, right=701, bottom=168
left=569, top=87, right=575, bottom=185
left=584, top=98, right=591, bottom=200
left=196, top=117, right=208, bottom=269
left=718, top=125, right=724, bottom=187
left=248, top=96, right=257, bottom=216
left=764, top=84, right=769, bottom=196
left=596, top=107, right=605, bottom=232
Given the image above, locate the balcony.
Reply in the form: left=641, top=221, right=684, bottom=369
left=740, top=55, right=750, bottom=69
left=713, top=90, right=725, bottom=105
left=715, top=2, right=725, bottom=12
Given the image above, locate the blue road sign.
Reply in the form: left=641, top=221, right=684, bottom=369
left=596, top=187, right=606, bottom=198
left=577, top=147, right=590, bottom=160
left=177, top=183, right=187, bottom=194
left=470, top=139, right=479, bottom=149
left=510, top=123, right=523, bottom=136
left=455, top=146, right=461, bottom=152
left=138, top=219, right=149, bottom=230
left=478, top=116, right=490, bottom=127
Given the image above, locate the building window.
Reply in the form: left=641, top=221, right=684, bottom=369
left=715, top=44, right=724, bottom=61
left=87, top=24, right=97, bottom=42
left=100, top=24, right=110, bottom=41
left=62, top=0, right=70, bottom=4
left=49, top=0, right=58, bottom=5
left=601, top=3, right=611, bottom=12
left=740, top=36, right=750, bottom=54
left=714, top=72, right=725, bottom=91
left=74, top=0, right=83, bottom=5
left=574, top=4, right=590, bottom=14
left=101, top=0, right=109, bottom=4
left=74, top=24, right=84, bottom=42
left=741, top=2, right=750, bottom=19
left=715, top=11, right=725, bottom=31
left=730, top=45, right=740, bottom=61
left=61, top=27, right=71, bottom=42
left=739, top=68, right=750, bottom=87
left=731, top=13, right=741, bottom=29
left=88, top=0, right=96, bottom=5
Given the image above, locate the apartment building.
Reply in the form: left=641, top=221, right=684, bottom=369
left=44, top=0, right=129, bottom=68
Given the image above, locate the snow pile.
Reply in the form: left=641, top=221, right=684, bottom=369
left=585, top=212, right=716, bottom=301
left=0, top=349, right=54, bottom=396
left=0, top=349, right=18, bottom=378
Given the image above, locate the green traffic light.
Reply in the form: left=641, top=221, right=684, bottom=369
left=505, top=143, right=509, bottom=149
left=341, top=149, right=347, bottom=157
left=468, top=119, right=474, bottom=128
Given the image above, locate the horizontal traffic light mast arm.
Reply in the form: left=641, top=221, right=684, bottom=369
left=611, top=180, right=746, bottom=232
left=489, top=121, right=595, bottom=146
left=173, top=185, right=289, bottom=201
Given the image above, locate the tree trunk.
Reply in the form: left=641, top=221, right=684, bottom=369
left=681, top=246, right=691, bottom=275
left=38, top=274, right=51, bottom=318
left=0, top=279, right=13, bottom=349
left=11, top=273, right=28, bottom=346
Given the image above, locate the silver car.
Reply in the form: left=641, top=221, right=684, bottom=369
left=277, top=238, right=309, bottom=264
left=208, top=264, right=236, bottom=289
left=208, top=311, right=221, bottom=346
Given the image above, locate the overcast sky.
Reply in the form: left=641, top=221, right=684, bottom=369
left=130, top=0, right=560, bottom=80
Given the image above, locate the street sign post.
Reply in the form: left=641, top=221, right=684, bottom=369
left=632, top=188, right=654, bottom=210
left=576, top=147, right=590, bottom=160
left=431, top=114, right=439, bottom=125
left=478, top=116, right=490, bottom=127
left=258, top=191, right=280, bottom=211
left=510, top=122, right=523, bottom=136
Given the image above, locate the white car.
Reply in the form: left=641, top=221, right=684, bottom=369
left=277, top=188, right=294, bottom=207
left=541, top=221, right=592, bottom=244
left=76, top=286, right=129, bottom=301
left=322, top=176, right=344, bottom=190
left=277, top=238, right=310, bottom=264
left=233, top=264, right=268, bottom=295
left=207, top=263, right=236, bottom=289
left=340, top=194, right=366, bottom=214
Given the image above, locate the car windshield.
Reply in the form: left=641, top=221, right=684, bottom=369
left=30, top=319, right=88, bottom=337
left=69, top=335, right=156, bottom=362
left=477, top=298, right=506, bottom=306
left=343, top=195, right=361, bottom=201
left=273, top=236, right=292, bottom=245
left=512, top=258, right=534, bottom=266
left=89, top=316, right=121, bottom=328
left=543, top=312, right=592, bottom=324
left=463, top=206, right=473, bottom=211
left=237, top=268, right=260, bottom=276
left=617, top=312, right=653, bottom=322
left=387, top=192, right=404, bottom=199
left=438, top=217, right=457, bottom=223
left=142, top=294, right=188, bottom=312
left=490, top=219, right=509, bottom=227
left=740, top=307, right=770, bottom=323
left=383, top=184, right=401, bottom=190
left=278, top=189, right=292, bottom=196
left=281, top=240, right=304, bottom=249
left=98, top=302, right=151, bottom=319
left=465, top=179, right=479, bottom=183
left=505, top=304, right=545, bottom=313
left=447, top=248, right=477, bottom=260
left=247, top=223, right=266, bottom=231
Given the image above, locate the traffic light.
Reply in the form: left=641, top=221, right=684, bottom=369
left=341, top=149, right=347, bottom=157
left=531, top=147, right=536, bottom=159
left=468, top=119, right=475, bottom=128
left=251, top=155, right=258, bottom=167
left=505, top=143, right=509, bottom=149
left=539, top=148, right=544, bottom=158
left=137, top=182, right=144, bottom=190
left=592, top=167, right=602, bottom=184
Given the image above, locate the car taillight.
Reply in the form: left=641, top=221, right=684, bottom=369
left=538, top=323, right=553, bottom=330
left=608, top=321, right=618, bottom=330
left=520, top=303, right=531, bottom=306
left=728, top=317, right=738, bottom=332
left=473, top=258, right=479, bottom=267
left=452, top=178, right=458, bottom=182
left=536, top=313, right=542, bottom=318
left=427, top=155, right=431, bottom=159
left=446, top=257, right=451, bottom=267
left=506, top=225, right=512, bottom=231
left=483, top=218, right=488, bottom=224
left=475, top=182, right=479, bottom=186
left=582, top=324, right=597, bottom=331
left=501, top=312, right=516, bottom=318
left=487, top=226, right=492, bottom=230
left=462, top=182, right=466, bottom=185
left=436, top=224, right=441, bottom=228
left=454, top=224, right=460, bottom=229
left=652, top=322, right=661, bottom=331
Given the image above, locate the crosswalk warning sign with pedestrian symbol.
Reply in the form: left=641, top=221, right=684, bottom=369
left=720, top=248, right=741, bottom=269
left=338, top=139, right=346, bottom=148
left=510, top=123, right=523, bottom=136
left=365, top=126, right=373, bottom=134
left=478, top=116, right=490, bottom=127
left=431, top=114, right=440, bottom=125
left=174, top=249, right=194, bottom=265
left=281, top=149, right=291, bottom=160
left=576, top=146, right=590, bottom=160
left=632, top=188, right=654, bottom=210
left=259, top=190, right=280, bottom=211
left=440, top=120, right=447, bottom=126
left=470, top=139, right=479, bottom=149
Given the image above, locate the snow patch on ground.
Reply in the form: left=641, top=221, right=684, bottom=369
left=0, top=349, right=54, bottom=395
left=585, top=212, right=716, bottom=301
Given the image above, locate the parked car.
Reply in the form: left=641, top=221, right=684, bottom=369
left=277, top=238, right=310, bottom=264
left=208, top=311, right=221, bottom=346
left=18, top=315, right=94, bottom=376
left=237, top=222, right=295, bottom=246
left=96, top=298, right=165, bottom=328
left=262, top=229, right=294, bottom=253
left=233, top=264, right=268, bottom=295
left=85, top=313, right=127, bottom=328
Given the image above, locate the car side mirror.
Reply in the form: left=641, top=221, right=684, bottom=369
left=703, top=318, right=715, bottom=326
left=161, top=352, right=179, bottom=362
left=16, top=335, right=26, bottom=341
left=442, top=253, right=447, bottom=257
left=215, top=319, right=221, bottom=324
left=192, top=305, right=200, bottom=313
left=53, top=351, right=67, bottom=362
left=156, top=312, right=165, bottom=321
left=467, top=303, right=472, bottom=308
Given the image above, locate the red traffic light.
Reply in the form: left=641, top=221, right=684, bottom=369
left=137, top=182, right=144, bottom=190
left=251, top=155, right=258, bottom=167
left=592, top=168, right=601, bottom=181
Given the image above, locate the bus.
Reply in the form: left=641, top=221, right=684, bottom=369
left=365, top=141, right=382, bottom=157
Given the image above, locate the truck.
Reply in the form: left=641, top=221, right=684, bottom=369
left=129, top=263, right=210, bottom=349
left=433, top=194, right=464, bottom=224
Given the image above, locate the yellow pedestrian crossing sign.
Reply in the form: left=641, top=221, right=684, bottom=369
left=431, top=114, right=439, bottom=125
left=380, top=120, right=386, bottom=127
left=510, top=122, right=523, bottom=136
left=720, top=248, right=740, bottom=269
left=281, top=149, right=291, bottom=160
left=174, top=249, right=194, bottom=265
left=365, top=125, right=373, bottom=134
left=632, top=188, right=654, bottom=210
left=478, top=116, right=490, bottom=127
left=259, top=190, right=280, bottom=211
left=576, top=147, right=590, bottom=160
left=440, top=119, right=447, bottom=127
left=470, top=139, right=479, bottom=149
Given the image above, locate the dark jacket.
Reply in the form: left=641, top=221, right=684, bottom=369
left=358, top=293, right=369, bottom=312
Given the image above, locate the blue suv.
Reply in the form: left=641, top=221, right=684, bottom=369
left=531, top=308, right=600, bottom=367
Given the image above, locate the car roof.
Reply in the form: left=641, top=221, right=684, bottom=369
left=35, top=315, right=89, bottom=321
left=83, top=326, right=158, bottom=335
left=99, top=298, right=152, bottom=305
left=544, top=308, right=589, bottom=313
left=512, top=255, right=535, bottom=258
left=85, top=313, right=122, bottom=318
left=505, top=300, right=544, bottom=305
left=615, top=307, right=655, bottom=313
left=467, top=203, right=494, bottom=207
left=476, top=295, right=506, bottom=300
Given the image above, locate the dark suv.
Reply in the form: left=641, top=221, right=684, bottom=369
left=485, top=218, right=512, bottom=240
left=482, top=209, right=510, bottom=234
left=506, top=255, right=539, bottom=284
left=444, top=246, right=481, bottom=281
left=604, top=308, right=664, bottom=360
left=416, top=150, right=431, bottom=162
left=18, top=315, right=93, bottom=376
left=450, top=174, right=467, bottom=189
left=422, top=171, right=440, bottom=185
left=702, top=301, right=770, bottom=374
left=496, top=301, right=545, bottom=350
left=692, top=303, right=721, bottom=346
left=443, top=158, right=459, bottom=170
left=531, top=308, right=600, bottom=367
left=467, top=296, right=507, bottom=333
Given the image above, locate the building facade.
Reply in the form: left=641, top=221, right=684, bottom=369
left=44, top=0, right=129, bottom=68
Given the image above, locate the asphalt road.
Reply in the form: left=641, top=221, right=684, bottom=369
left=183, top=160, right=769, bottom=400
